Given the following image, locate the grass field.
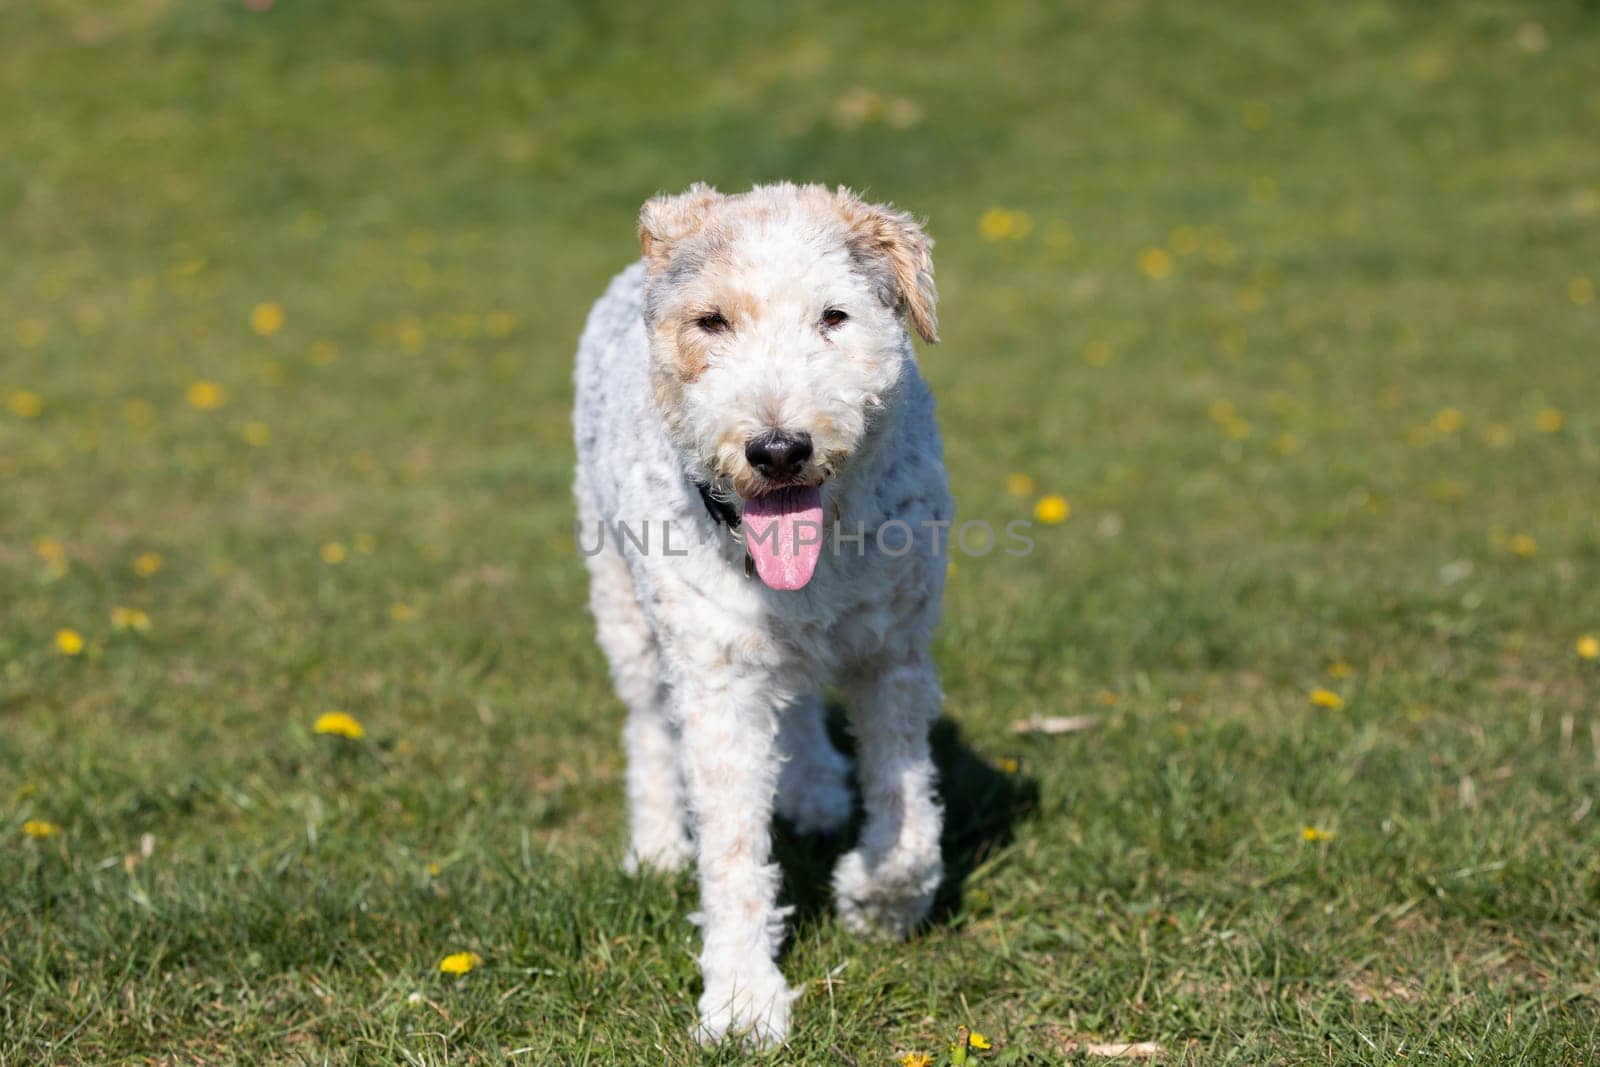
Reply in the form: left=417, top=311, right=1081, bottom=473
left=5, top=1, right=1600, bottom=1062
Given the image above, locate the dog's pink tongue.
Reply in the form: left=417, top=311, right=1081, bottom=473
left=742, top=487, right=824, bottom=591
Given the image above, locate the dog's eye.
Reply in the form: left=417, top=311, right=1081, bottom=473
left=695, top=312, right=730, bottom=333
left=821, top=308, right=848, bottom=329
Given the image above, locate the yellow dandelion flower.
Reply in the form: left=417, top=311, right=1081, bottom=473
left=320, top=541, right=347, bottom=565
left=1571, top=276, right=1595, bottom=306
left=1301, top=826, right=1332, bottom=842
left=391, top=602, right=415, bottom=622
left=1169, top=225, right=1201, bottom=255
left=55, top=629, right=85, bottom=656
left=251, top=302, right=285, bottom=336
left=1432, top=408, right=1463, bottom=434
left=438, top=951, right=482, bottom=975
left=1510, top=533, right=1537, bottom=558
left=1000, top=757, right=1020, bottom=775
left=1138, top=247, right=1174, bottom=279
left=35, top=540, right=69, bottom=579
left=426, top=861, right=442, bottom=876
left=354, top=532, right=377, bottom=554
left=398, top=317, right=427, bottom=354
left=1004, top=472, right=1035, bottom=497
left=124, top=399, right=155, bottom=427
left=485, top=311, right=517, bottom=338
left=1535, top=407, right=1564, bottom=433
left=6, top=389, right=44, bottom=419
left=1083, top=339, right=1112, bottom=366
left=406, top=228, right=438, bottom=254
left=1205, top=236, right=1238, bottom=266
left=899, top=1054, right=933, bottom=1067
left=1235, top=285, right=1267, bottom=312
left=16, top=319, right=46, bottom=347
left=1273, top=432, right=1302, bottom=456
left=968, top=1031, right=993, bottom=1050
left=1309, top=688, right=1344, bottom=710
left=1241, top=99, right=1272, bottom=130
left=186, top=380, right=227, bottom=411
left=1483, top=423, right=1514, bottom=449
left=1221, top=415, right=1252, bottom=440
left=110, top=607, right=151, bottom=633
left=1095, top=689, right=1120, bottom=706
left=1577, top=635, right=1599, bottom=660
left=133, top=551, right=165, bottom=577
left=1328, top=661, right=1354, bottom=679
left=979, top=208, right=1014, bottom=241
left=1034, top=495, right=1070, bottom=524
left=313, top=711, right=365, bottom=740
left=241, top=421, right=272, bottom=447
left=23, top=819, right=61, bottom=838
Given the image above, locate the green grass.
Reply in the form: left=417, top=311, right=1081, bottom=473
left=4, top=0, right=1600, bottom=1062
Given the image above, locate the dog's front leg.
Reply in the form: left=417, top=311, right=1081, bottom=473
left=833, top=651, right=945, bottom=939
left=675, top=669, right=794, bottom=1048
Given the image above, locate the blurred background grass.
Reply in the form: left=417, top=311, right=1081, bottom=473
left=3, top=1, right=1600, bottom=1063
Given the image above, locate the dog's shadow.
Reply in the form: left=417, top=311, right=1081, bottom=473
left=773, top=709, right=1039, bottom=934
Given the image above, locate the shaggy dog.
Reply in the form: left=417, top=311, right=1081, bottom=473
left=573, top=183, right=951, bottom=1047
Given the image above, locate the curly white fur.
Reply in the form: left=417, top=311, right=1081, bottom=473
left=573, top=184, right=950, bottom=1048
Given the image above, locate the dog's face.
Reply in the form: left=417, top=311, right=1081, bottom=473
left=637, top=183, right=938, bottom=503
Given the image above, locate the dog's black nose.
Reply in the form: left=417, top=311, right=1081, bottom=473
left=745, top=431, right=813, bottom=478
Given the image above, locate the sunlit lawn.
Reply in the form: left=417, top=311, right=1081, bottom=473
left=4, top=1, right=1600, bottom=1063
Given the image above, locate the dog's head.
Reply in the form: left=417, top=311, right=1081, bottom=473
left=637, top=183, right=938, bottom=506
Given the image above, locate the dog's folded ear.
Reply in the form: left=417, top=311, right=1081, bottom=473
left=835, top=188, right=939, bottom=344
left=639, top=183, right=723, bottom=273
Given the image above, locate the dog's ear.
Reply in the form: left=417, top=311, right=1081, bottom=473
left=835, top=188, right=939, bottom=344
left=638, top=183, right=722, bottom=273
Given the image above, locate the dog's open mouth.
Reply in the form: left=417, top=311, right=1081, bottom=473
left=741, top=486, right=824, bottom=591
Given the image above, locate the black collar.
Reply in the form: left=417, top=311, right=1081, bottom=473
left=693, top=479, right=740, bottom=528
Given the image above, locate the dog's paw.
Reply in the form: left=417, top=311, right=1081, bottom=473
left=776, top=761, right=854, bottom=836
left=694, top=966, right=796, bottom=1050
left=832, top=847, right=942, bottom=941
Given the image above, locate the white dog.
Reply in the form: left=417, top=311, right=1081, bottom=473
left=572, top=182, right=951, bottom=1047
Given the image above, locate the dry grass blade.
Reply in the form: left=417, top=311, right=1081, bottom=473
left=1063, top=1039, right=1165, bottom=1059
left=1011, top=715, right=1101, bottom=736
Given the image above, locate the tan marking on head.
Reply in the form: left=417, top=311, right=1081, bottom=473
left=649, top=258, right=766, bottom=391
left=833, top=187, right=940, bottom=343
left=707, top=279, right=762, bottom=327
left=664, top=319, right=711, bottom=382
left=637, top=183, right=723, bottom=274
